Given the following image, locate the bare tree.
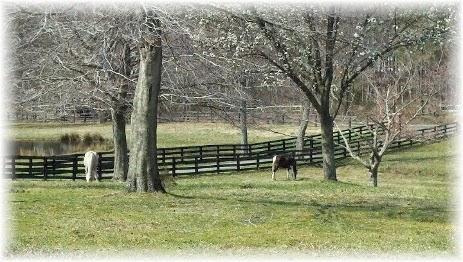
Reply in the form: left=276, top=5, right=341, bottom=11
left=8, top=5, right=138, bottom=180
left=9, top=4, right=192, bottom=185
left=125, top=8, right=164, bottom=192
left=191, top=3, right=454, bottom=181
left=295, top=100, right=311, bottom=151
left=335, top=58, right=442, bottom=187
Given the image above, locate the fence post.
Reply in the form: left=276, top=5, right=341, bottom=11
left=194, top=157, right=199, bottom=175
left=97, top=152, right=103, bottom=180
left=267, top=141, right=271, bottom=152
left=72, top=155, right=78, bottom=181
left=309, top=139, right=313, bottom=149
left=256, top=152, right=260, bottom=170
left=28, top=158, right=32, bottom=177
left=309, top=148, right=313, bottom=163
left=43, top=157, right=48, bottom=181
left=172, top=157, right=176, bottom=177
left=199, top=146, right=203, bottom=160
left=180, top=148, right=184, bottom=162
left=282, top=140, right=286, bottom=151
left=237, top=154, right=240, bottom=171
left=11, top=157, right=16, bottom=180
left=162, top=149, right=166, bottom=163
left=52, top=157, right=56, bottom=176
left=216, top=155, right=220, bottom=174
left=348, top=129, right=352, bottom=142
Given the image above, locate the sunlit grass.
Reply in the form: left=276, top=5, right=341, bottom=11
left=8, top=121, right=322, bottom=147
left=7, top=138, right=456, bottom=255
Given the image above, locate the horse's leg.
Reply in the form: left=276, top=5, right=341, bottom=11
left=292, top=165, right=297, bottom=180
left=272, top=166, right=278, bottom=181
left=85, top=166, right=90, bottom=182
left=286, top=168, right=290, bottom=180
left=95, top=171, right=100, bottom=182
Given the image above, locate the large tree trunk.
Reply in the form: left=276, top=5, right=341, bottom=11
left=111, top=43, right=131, bottom=182
left=296, top=101, right=311, bottom=151
left=127, top=34, right=165, bottom=193
left=111, top=108, right=128, bottom=181
left=320, top=112, right=337, bottom=181
left=239, top=99, right=248, bottom=153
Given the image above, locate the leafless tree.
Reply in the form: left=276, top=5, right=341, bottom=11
left=335, top=58, right=443, bottom=187
left=191, top=3, right=455, bottom=181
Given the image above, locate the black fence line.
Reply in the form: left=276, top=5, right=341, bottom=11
left=3, top=122, right=457, bottom=179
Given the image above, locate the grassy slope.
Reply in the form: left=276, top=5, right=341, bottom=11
left=7, top=138, right=456, bottom=255
left=8, top=122, right=321, bottom=147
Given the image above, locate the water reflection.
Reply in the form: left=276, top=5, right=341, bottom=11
left=11, top=141, right=113, bottom=156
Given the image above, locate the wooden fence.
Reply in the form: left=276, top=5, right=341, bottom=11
left=3, top=122, right=458, bottom=180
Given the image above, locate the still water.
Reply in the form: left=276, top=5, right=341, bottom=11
left=10, top=141, right=113, bottom=156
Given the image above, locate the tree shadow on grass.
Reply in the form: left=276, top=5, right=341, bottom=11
left=166, top=190, right=450, bottom=224
left=384, top=155, right=452, bottom=163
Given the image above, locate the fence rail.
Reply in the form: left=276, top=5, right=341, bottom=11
left=3, top=122, right=457, bottom=180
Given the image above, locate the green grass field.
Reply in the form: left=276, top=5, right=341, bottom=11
left=8, top=122, right=320, bottom=147
left=7, top=138, right=457, bottom=256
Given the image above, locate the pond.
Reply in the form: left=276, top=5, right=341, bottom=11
left=10, top=141, right=114, bottom=156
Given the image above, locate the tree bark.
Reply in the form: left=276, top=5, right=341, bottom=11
left=111, top=42, right=131, bottom=182
left=111, top=108, right=128, bottom=181
left=239, top=99, right=248, bottom=153
left=369, top=168, right=378, bottom=187
left=320, top=112, right=337, bottom=181
left=296, top=101, right=310, bottom=151
left=369, top=154, right=381, bottom=187
left=127, top=29, right=165, bottom=193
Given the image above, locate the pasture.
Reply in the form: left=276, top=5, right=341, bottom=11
left=9, top=122, right=320, bottom=147
left=7, top=138, right=456, bottom=255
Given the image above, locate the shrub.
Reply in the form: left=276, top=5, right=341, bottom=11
left=82, top=133, right=106, bottom=145
left=60, top=133, right=81, bottom=144
left=91, top=133, right=106, bottom=144
left=69, top=133, right=81, bottom=144
left=82, top=133, right=93, bottom=145
left=60, top=134, right=70, bottom=144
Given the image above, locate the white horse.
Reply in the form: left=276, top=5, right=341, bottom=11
left=84, top=151, right=99, bottom=182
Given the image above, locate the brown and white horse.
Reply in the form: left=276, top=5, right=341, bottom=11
left=272, top=155, right=297, bottom=180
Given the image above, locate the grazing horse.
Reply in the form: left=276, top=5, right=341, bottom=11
left=84, top=151, right=99, bottom=182
left=272, top=155, right=297, bottom=181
